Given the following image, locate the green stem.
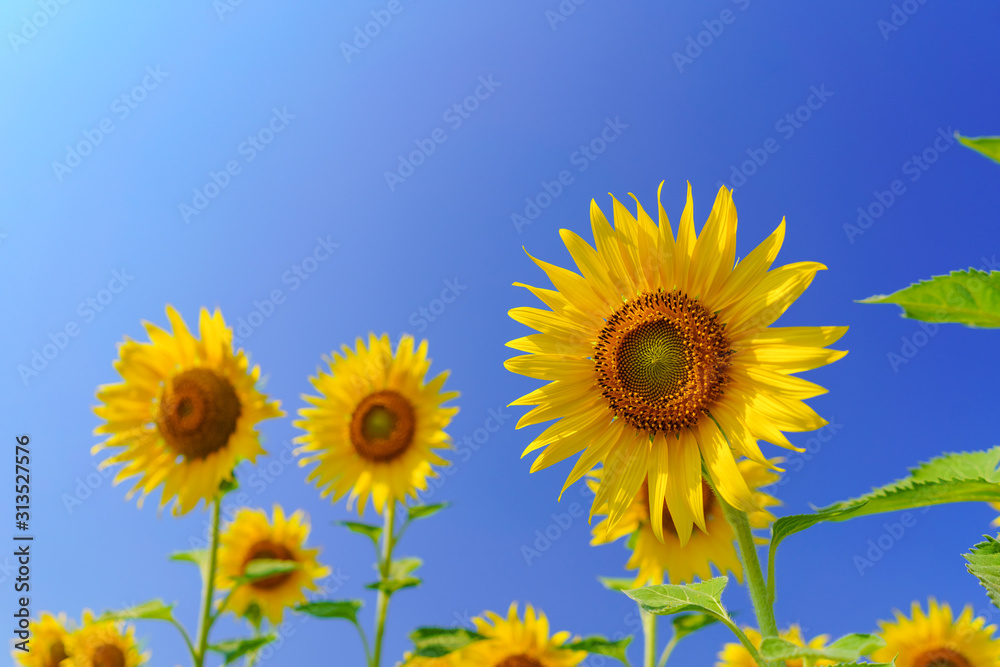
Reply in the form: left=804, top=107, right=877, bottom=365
left=194, top=498, right=223, bottom=667
left=656, top=634, right=678, bottom=667
left=641, top=608, right=656, bottom=667
left=371, top=502, right=396, bottom=667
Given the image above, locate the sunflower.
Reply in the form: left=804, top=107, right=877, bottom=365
left=871, top=598, right=1000, bottom=667
left=92, top=306, right=283, bottom=515
left=216, top=505, right=331, bottom=625
left=590, top=458, right=780, bottom=585
left=717, top=625, right=834, bottom=667
left=463, top=603, right=586, bottom=667
left=295, top=333, right=459, bottom=515
left=63, top=611, right=148, bottom=667
left=989, top=502, right=1000, bottom=526
left=13, top=612, right=70, bottom=667
left=505, top=183, right=846, bottom=543
left=398, top=652, right=460, bottom=666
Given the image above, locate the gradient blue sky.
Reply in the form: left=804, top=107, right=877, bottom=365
left=3, top=1, right=1000, bottom=665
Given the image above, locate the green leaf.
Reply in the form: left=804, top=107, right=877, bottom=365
left=563, top=636, right=632, bottom=664
left=170, top=549, right=209, bottom=570
left=767, top=505, right=865, bottom=605
left=406, top=502, right=449, bottom=521
left=219, top=476, right=239, bottom=495
left=209, top=635, right=275, bottom=665
left=390, top=557, right=423, bottom=578
left=294, top=600, right=363, bottom=623
left=233, top=559, right=299, bottom=586
left=759, top=634, right=884, bottom=663
left=957, top=133, right=1000, bottom=164
left=624, top=577, right=729, bottom=618
left=410, top=627, right=485, bottom=658
left=768, top=448, right=1000, bottom=605
left=336, top=520, right=383, bottom=544
left=366, top=577, right=422, bottom=595
left=672, top=612, right=720, bottom=640
left=599, top=577, right=635, bottom=592
left=97, top=599, right=175, bottom=623
left=859, top=269, right=1000, bottom=328
left=965, top=535, right=1000, bottom=609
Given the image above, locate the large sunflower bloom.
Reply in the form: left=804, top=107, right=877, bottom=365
left=216, top=505, right=331, bottom=625
left=13, top=612, right=70, bottom=667
left=871, top=598, right=1000, bottom=667
left=590, top=458, right=780, bottom=585
left=63, top=611, right=148, bottom=667
left=93, top=306, right=283, bottom=514
left=717, top=625, right=834, bottom=667
left=463, top=603, right=586, bottom=667
left=505, top=183, right=846, bottom=542
left=295, top=333, right=459, bottom=514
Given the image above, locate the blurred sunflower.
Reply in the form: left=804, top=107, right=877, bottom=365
left=505, top=183, right=846, bottom=542
left=399, top=652, right=460, bottom=666
left=92, top=306, right=283, bottom=515
left=64, top=611, right=148, bottom=667
left=295, top=333, right=459, bottom=515
left=871, top=598, right=1000, bottom=667
left=989, top=502, right=1000, bottom=526
left=590, top=458, right=780, bottom=584
left=13, top=612, right=70, bottom=667
left=463, top=603, right=586, bottom=667
left=216, top=505, right=330, bottom=625
left=717, top=625, right=834, bottom=667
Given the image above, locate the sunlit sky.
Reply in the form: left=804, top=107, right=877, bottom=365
left=3, top=1, right=1000, bottom=665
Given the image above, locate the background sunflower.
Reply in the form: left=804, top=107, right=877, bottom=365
left=871, top=599, right=1000, bottom=667
left=92, top=306, right=282, bottom=514
left=295, top=333, right=459, bottom=515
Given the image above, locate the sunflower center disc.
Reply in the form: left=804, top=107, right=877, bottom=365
left=350, top=390, right=416, bottom=463
left=92, top=644, right=126, bottom=667
left=244, top=540, right=295, bottom=591
left=914, top=649, right=972, bottom=667
left=594, top=290, right=732, bottom=434
left=496, top=655, right=545, bottom=667
left=157, top=368, right=241, bottom=460
left=47, top=641, right=68, bottom=667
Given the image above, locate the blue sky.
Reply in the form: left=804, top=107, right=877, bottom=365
left=3, top=1, right=1000, bottom=665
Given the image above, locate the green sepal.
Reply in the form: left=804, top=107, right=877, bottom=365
left=232, top=559, right=299, bottom=586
